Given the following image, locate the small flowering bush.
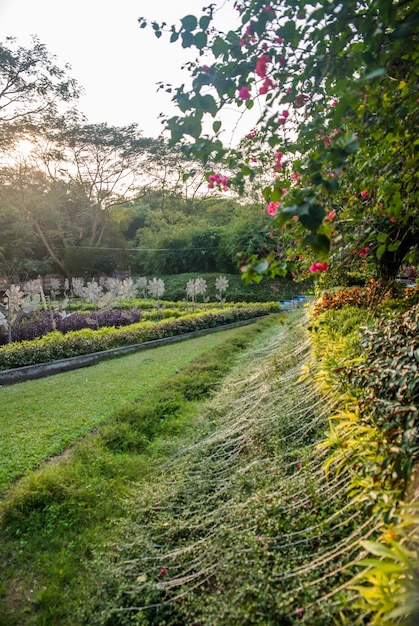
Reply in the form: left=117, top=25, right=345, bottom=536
left=313, top=279, right=393, bottom=314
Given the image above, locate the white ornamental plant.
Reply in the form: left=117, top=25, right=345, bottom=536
left=71, top=277, right=85, bottom=298
left=194, top=277, right=208, bottom=303
left=186, top=278, right=197, bottom=309
left=148, top=278, right=165, bottom=317
left=136, top=276, right=148, bottom=299
left=215, top=276, right=229, bottom=305
left=121, top=277, right=136, bottom=301
left=1, top=285, right=24, bottom=342
left=50, top=278, right=61, bottom=301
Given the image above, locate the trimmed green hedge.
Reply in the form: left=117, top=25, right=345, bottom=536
left=0, top=303, right=278, bottom=370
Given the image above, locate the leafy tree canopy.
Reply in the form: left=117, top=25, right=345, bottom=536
left=140, top=0, right=419, bottom=284
left=0, top=36, right=80, bottom=148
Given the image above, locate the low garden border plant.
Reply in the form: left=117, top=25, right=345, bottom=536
left=0, top=303, right=277, bottom=370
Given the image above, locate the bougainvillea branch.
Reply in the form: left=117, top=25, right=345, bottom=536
left=140, top=1, right=418, bottom=284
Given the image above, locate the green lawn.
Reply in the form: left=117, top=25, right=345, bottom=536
left=0, top=327, right=251, bottom=492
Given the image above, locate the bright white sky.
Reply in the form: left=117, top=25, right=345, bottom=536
left=0, top=0, right=249, bottom=140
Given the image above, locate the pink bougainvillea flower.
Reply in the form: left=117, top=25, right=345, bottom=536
left=279, top=54, right=286, bottom=67
left=246, top=127, right=257, bottom=138
left=359, top=246, right=370, bottom=258
left=159, top=568, right=168, bottom=576
left=259, top=77, right=274, bottom=94
left=238, top=85, right=251, bottom=101
left=296, top=462, right=302, bottom=469
left=208, top=173, right=229, bottom=191
left=331, top=98, right=338, bottom=106
left=267, top=201, right=280, bottom=216
left=309, top=262, right=328, bottom=273
left=278, top=109, right=290, bottom=125
left=256, top=54, right=270, bottom=78
left=273, top=151, right=284, bottom=171
left=326, top=210, right=335, bottom=221
left=239, top=38, right=248, bottom=47
left=361, top=190, right=368, bottom=198
left=276, top=36, right=284, bottom=44
left=390, top=216, right=395, bottom=222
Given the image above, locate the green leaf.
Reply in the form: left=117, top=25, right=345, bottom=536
left=240, top=165, right=253, bottom=176
left=310, top=172, right=323, bottom=185
left=362, top=67, right=385, bottom=81
left=182, top=115, right=202, bottom=140
left=268, top=136, right=280, bottom=148
left=198, top=94, right=218, bottom=116
left=342, top=134, right=359, bottom=154
left=387, top=241, right=401, bottom=252
left=170, top=31, right=179, bottom=43
left=278, top=20, right=297, bottom=46
left=194, top=31, right=208, bottom=50
left=181, top=31, right=195, bottom=48
left=303, top=233, right=330, bottom=256
left=213, top=36, right=229, bottom=58
left=299, top=203, right=326, bottom=230
left=181, top=15, right=198, bottom=31
left=199, top=15, right=211, bottom=30
left=262, top=186, right=272, bottom=201
left=176, top=92, right=191, bottom=113
left=360, top=540, right=400, bottom=561
left=376, top=244, right=387, bottom=260
left=212, top=120, right=221, bottom=133
left=253, top=260, right=269, bottom=274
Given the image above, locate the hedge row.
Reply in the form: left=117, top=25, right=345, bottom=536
left=0, top=304, right=278, bottom=371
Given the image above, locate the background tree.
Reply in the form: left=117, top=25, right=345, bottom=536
left=0, top=36, right=80, bottom=149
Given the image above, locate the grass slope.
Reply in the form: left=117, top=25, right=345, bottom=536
left=0, top=316, right=277, bottom=625
left=0, top=327, right=260, bottom=493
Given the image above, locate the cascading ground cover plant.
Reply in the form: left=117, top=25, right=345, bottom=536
left=0, top=317, right=277, bottom=626
left=63, top=310, right=379, bottom=625
left=78, top=297, right=418, bottom=626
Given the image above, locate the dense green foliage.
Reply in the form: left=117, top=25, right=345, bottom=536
left=142, top=0, right=418, bottom=284
left=157, top=272, right=312, bottom=301
left=347, top=304, right=419, bottom=487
